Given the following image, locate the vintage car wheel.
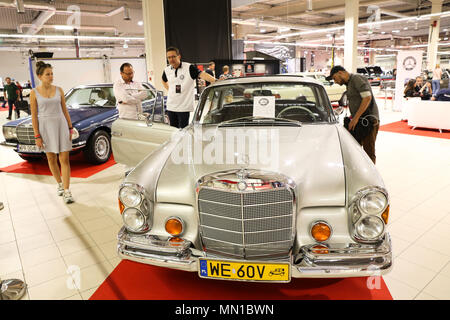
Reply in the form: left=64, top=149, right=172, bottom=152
left=18, top=154, right=44, bottom=162
left=84, top=130, right=111, bottom=165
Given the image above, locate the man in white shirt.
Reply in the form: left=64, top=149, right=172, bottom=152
left=113, top=63, right=148, bottom=120
left=162, top=47, right=216, bottom=128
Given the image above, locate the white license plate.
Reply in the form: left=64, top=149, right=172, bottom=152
left=17, top=144, right=42, bottom=153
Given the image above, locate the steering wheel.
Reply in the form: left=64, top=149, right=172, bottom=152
left=277, top=106, right=317, bottom=121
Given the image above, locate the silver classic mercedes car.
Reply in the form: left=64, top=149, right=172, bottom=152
left=112, top=76, right=392, bottom=282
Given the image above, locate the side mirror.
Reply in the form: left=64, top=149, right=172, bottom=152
left=338, top=92, right=348, bottom=107
left=334, top=106, right=344, bottom=116
left=137, top=112, right=152, bottom=127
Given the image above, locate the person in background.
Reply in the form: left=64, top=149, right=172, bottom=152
left=113, top=63, right=148, bottom=120
left=15, top=81, right=23, bottom=101
left=3, top=77, right=20, bottom=120
left=204, top=61, right=216, bottom=86
left=404, top=79, right=417, bottom=98
left=432, top=64, right=442, bottom=96
left=162, top=46, right=216, bottom=129
left=431, top=88, right=450, bottom=101
left=30, top=61, right=74, bottom=204
left=414, top=76, right=424, bottom=95
left=419, top=81, right=432, bottom=100
left=219, top=65, right=233, bottom=80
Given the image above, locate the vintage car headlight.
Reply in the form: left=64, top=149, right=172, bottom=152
left=123, top=208, right=146, bottom=232
left=3, top=127, right=17, bottom=139
left=358, top=190, right=388, bottom=215
left=71, top=127, right=79, bottom=140
left=351, top=186, right=389, bottom=242
left=355, top=216, right=385, bottom=240
left=119, top=186, right=142, bottom=207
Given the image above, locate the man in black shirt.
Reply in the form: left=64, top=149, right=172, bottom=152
left=205, top=61, right=216, bottom=86
left=3, top=77, right=20, bottom=120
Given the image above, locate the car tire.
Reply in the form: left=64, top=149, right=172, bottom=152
left=19, top=154, right=44, bottom=162
left=83, top=130, right=111, bottom=165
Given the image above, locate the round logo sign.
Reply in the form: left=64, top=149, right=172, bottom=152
left=403, top=56, right=417, bottom=71
left=259, top=98, right=269, bottom=106
left=180, top=74, right=185, bottom=80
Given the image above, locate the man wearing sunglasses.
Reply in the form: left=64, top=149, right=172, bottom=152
left=113, top=63, right=148, bottom=120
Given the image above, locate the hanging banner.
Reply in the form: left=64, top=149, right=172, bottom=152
left=394, top=50, right=423, bottom=111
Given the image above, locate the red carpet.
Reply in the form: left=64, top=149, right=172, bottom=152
left=0, top=152, right=116, bottom=178
left=380, top=121, right=450, bottom=139
left=90, top=260, right=392, bottom=300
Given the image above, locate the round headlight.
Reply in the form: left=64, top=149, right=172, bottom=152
left=356, top=216, right=384, bottom=240
left=123, top=208, right=146, bottom=232
left=119, top=186, right=142, bottom=207
left=359, top=190, right=387, bottom=215
left=3, top=127, right=17, bottom=139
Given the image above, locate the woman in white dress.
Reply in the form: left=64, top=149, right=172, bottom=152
left=30, top=62, right=74, bottom=203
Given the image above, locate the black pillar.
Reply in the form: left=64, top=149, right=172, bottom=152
left=163, top=0, right=232, bottom=63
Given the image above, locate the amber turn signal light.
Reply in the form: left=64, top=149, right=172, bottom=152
left=165, top=217, right=184, bottom=236
left=382, top=205, right=390, bottom=224
left=311, top=222, right=331, bottom=242
left=311, top=245, right=329, bottom=254
left=168, top=237, right=184, bottom=246
left=118, top=199, right=125, bottom=214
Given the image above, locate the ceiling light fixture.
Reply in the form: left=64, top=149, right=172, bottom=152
left=137, top=21, right=143, bottom=26
left=273, top=10, right=450, bottom=41
left=54, top=25, right=74, bottom=30
left=0, top=34, right=144, bottom=41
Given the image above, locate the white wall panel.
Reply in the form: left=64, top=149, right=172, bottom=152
left=40, top=59, right=104, bottom=93
left=110, top=58, right=148, bottom=84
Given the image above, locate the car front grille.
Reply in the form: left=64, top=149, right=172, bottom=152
left=16, top=126, right=35, bottom=145
left=198, top=187, right=294, bottom=259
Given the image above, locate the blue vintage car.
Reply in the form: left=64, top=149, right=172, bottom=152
left=2, top=83, right=165, bottom=164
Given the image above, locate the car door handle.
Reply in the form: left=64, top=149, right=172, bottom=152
left=111, top=131, right=122, bottom=137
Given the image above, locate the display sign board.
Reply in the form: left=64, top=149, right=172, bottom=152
left=253, top=96, right=275, bottom=118
left=394, top=50, right=423, bottom=111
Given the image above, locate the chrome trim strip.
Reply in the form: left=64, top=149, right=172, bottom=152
left=199, top=211, right=293, bottom=222
left=202, top=236, right=292, bottom=247
left=199, top=198, right=292, bottom=207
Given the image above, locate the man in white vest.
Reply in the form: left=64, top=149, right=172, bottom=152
left=162, top=47, right=216, bottom=128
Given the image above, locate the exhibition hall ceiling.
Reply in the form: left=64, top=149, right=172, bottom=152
left=0, top=0, right=449, bottom=56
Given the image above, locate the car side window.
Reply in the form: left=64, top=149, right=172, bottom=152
left=199, top=90, right=220, bottom=123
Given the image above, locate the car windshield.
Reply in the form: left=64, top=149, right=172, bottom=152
left=195, top=82, right=334, bottom=125
left=66, top=87, right=117, bottom=108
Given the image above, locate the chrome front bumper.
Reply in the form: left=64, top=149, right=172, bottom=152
left=117, top=227, right=392, bottom=278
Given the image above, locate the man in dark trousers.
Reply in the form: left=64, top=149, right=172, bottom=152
left=162, top=47, right=216, bottom=129
left=3, top=77, right=20, bottom=120
left=204, top=61, right=216, bottom=86
left=326, top=66, right=380, bottom=164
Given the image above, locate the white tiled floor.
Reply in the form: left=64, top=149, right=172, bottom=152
left=0, top=97, right=450, bottom=300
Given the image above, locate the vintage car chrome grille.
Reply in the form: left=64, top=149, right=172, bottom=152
left=198, top=187, right=294, bottom=259
left=16, top=126, right=36, bottom=145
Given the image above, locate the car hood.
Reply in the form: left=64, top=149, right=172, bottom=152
left=156, top=124, right=346, bottom=208
left=2, top=107, right=115, bottom=128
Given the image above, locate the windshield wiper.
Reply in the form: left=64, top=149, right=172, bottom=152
left=218, top=116, right=302, bottom=127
